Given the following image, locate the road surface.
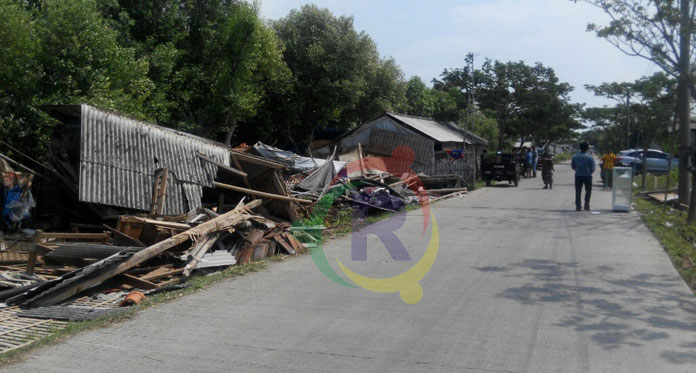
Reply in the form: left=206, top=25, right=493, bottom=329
left=4, top=163, right=696, bottom=372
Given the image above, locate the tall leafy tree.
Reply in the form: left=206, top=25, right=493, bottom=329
left=405, top=76, right=434, bottom=117
left=169, top=1, right=288, bottom=144
left=0, top=0, right=42, bottom=154
left=577, top=0, right=696, bottom=215
left=36, top=0, right=154, bottom=116
left=352, top=57, right=408, bottom=121
left=586, top=73, right=676, bottom=189
left=98, top=0, right=289, bottom=145
left=1, top=0, right=154, bottom=157
left=477, top=60, right=579, bottom=148
left=272, top=4, right=405, bottom=145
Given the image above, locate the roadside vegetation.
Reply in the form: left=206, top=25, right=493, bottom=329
left=634, top=197, right=696, bottom=292
left=553, top=153, right=572, bottom=163
left=2, top=0, right=579, bottom=159
left=631, top=169, right=693, bottom=293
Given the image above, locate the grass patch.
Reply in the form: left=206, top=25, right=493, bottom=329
left=475, top=179, right=498, bottom=188
left=634, top=197, right=696, bottom=292
left=553, top=152, right=572, bottom=163
left=632, top=168, right=678, bottom=192
left=0, top=260, right=267, bottom=365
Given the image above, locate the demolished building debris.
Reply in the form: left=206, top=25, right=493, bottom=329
left=0, top=104, right=471, bottom=354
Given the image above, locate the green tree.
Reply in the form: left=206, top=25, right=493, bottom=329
left=405, top=76, right=434, bottom=117
left=36, top=0, right=154, bottom=116
left=430, top=87, right=465, bottom=123
left=273, top=4, right=403, bottom=145
left=577, top=0, right=696, bottom=216
left=0, top=0, right=155, bottom=157
left=472, top=60, right=579, bottom=148
left=582, top=106, right=628, bottom=152
left=470, top=110, right=499, bottom=149
left=98, top=0, right=289, bottom=145
left=354, top=57, right=408, bottom=120
left=585, top=73, right=677, bottom=188
left=169, top=1, right=288, bottom=144
left=0, top=0, right=42, bottom=154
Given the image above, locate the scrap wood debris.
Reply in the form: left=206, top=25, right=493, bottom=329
left=0, top=199, right=304, bottom=311
left=0, top=105, right=472, bottom=350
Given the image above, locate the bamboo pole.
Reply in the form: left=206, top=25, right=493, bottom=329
left=213, top=182, right=313, bottom=204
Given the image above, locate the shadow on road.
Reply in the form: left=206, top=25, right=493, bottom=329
left=484, top=183, right=517, bottom=188
left=458, top=206, right=645, bottom=235
left=476, top=259, right=696, bottom=365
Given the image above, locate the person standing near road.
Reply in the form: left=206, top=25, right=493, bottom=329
left=525, top=147, right=533, bottom=178
left=541, top=149, right=554, bottom=189
left=531, top=145, right=538, bottom=178
left=601, top=151, right=616, bottom=189
left=571, top=142, right=596, bottom=211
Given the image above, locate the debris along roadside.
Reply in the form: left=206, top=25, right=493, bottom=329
left=0, top=198, right=303, bottom=355
left=1, top=199, right=300, bottom=302
left=0, top=105, right=314, bottom=355
left=0, top=104, right=469, bottom=356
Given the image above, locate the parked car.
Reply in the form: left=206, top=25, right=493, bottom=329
left=615, top=149, right=678, bottom=174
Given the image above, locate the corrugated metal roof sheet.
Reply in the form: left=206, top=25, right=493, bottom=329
left=68, top=105, right=231, bottom=214
left=387, top=113, right=464, bottom=143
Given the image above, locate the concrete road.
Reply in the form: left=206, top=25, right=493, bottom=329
left=4, top=163, right=696, bottom=372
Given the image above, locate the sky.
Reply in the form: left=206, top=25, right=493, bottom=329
left=259, top=0, right=658, bottom=111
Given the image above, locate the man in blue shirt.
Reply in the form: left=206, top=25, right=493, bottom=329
left=571, top=142, right=596, bottom=211
left=525, top=147, right=533, bottom=178
left=531, top=145, right=538, bottom=178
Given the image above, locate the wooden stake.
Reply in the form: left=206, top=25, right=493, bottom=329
left=213, top=182, right=312, bottom=204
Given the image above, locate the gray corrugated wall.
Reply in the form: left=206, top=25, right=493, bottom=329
left=78, top=105, right=230, bottom=214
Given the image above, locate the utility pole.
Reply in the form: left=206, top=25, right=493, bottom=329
left=465, top=52, right=479, bottom=184
left=679, top=0, right=692, bottom=211
left=625, top=92, right=631, bottom=149
left=465, top=52, right=480, bottom=137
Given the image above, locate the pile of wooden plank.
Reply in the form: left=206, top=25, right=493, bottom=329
left=0, top=200, right=303, bottom=308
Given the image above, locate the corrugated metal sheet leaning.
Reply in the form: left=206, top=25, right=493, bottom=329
left=79, top=105, right=230, bottom=214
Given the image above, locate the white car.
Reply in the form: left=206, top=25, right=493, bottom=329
left=615, top=149, right=678, bottom=174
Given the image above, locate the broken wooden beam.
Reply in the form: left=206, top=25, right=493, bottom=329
left=119, top=216, right=191, bottom=230
left=182, top=232, right=222, bottom=277
left=424, top=187, right=468, bottom=194
left=197, top=152, right=247, bottom=178
left=102, top=224, right=146, bottom=247
left=213, top=182, right=313, bottom=204
left=8, top=200, right=262, bottom=308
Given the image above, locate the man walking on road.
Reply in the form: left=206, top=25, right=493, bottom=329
left=571, top=142, right=596, bottom=211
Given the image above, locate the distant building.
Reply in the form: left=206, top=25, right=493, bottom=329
left=314, top=112, right=488, bottom=186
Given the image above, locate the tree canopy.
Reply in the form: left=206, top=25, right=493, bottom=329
left=584, top=72, right=676, bottom=152
left=435, top=59, right=581, bottom=148
left=1, top=0, right=584, bottom=158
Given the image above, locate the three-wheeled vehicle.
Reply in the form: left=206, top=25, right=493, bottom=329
left=481, top=153, right=520, bottom=187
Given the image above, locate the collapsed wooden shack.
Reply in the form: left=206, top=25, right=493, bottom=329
left=0, top=106, right=316, bottom=356
left=312, top=112, right=488, bottom=188
left=0, top=105, right=309, bottom=309
left=37, top=104, right=300, bottom=223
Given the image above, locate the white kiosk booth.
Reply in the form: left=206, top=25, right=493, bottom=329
left=612, top=167, right=633, bottom=212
